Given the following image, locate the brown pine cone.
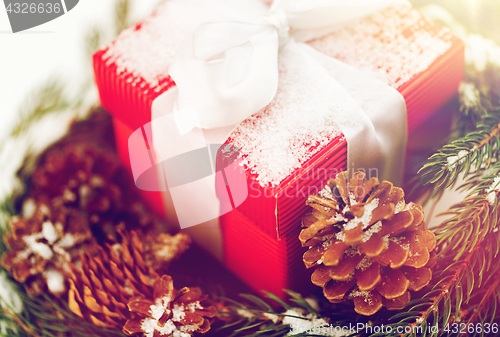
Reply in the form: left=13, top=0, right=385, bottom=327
left=67, top=229, right=191, bottom=330
left=28, top=143, right=165, bottom=235
left=1, top=202, right=95, bottom=297
left=123, top=275, right=217, bottom=337
left=300, top=171, right=436, bottom=316
left=68, top=230, right=160, bottom=329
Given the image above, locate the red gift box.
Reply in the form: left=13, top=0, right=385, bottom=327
left=94, top=1, right=464, bottom=298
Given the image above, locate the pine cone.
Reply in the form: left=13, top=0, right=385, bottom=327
left=123, top=275, right=217, bottom=337
left=300, top=171, right=436, bottom=316
left=29, top=143, right=165, bottom=235
left=68, top=230, right=160, bottom=329
left=68, top=229, right=191, bottom=330
left=1, top=203, right=95, bottom=296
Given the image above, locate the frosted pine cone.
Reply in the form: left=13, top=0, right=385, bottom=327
left=1, top=203, right=95, bottom=296
left=300, top=171, right=436, bottom=315
left=123, top=275, right=217, bottom=337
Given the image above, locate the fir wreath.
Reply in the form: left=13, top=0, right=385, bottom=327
left=1, top=1, right=500, bottom=337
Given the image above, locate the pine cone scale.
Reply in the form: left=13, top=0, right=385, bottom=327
left=403, top=266, right=432, bottom=292
left=379, top=210, right=414, bottom=236
left=376, top=268, right=409, bottom=299
left=95, top=286, right=112, bottom=307
left=322, top=241, right=349, bottom=266
left=127, top=298, right=155, bottom=318
left=84, top=285, right=103, bottom=312
left=384, top=291, right=410, bottom=311
left=373, top=240, right=409, bottom=268
left=355, top=263, right=381, bottom=291
left=311, top=265, right=332, bottom=287
left=370, top=203, right=396, bottom=224
left=303, top=245, right=328, bottom=268
left=404, top=233, right=431, bottom=268
left=324, top=279, right=355, bottom=302
left=109, top=260, right=125, bottom=281
left=329, top=253, right=363, bottom=281
left=343, top=224, right=363, bottom=245
left=352, top=289, right=383, bottom=316
left=358, top=232, right=386, bottom=257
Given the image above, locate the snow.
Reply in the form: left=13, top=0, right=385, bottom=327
left=22, top=233, right=54, bottom=260
left=236, top=309, right=254, bottom=318
left=22, top=199, right=36, bottom=219
left=362, top=221, right=382, bottom=243
left=56, top=234, right=77, bottom=249
left=486, top=176, right=500, bottom=205
left=43, top=269, right=65, bottom=294
left=338, top=199, right=379, bottom=241
left=395, top=199, right=406, bottom=214
left=263, top=313, right=279, bottom=323
left=309, top=3, right=453, bottom=89
left=446, top=150, right=468, bottom=171
left=42, top=222, right=58, bottom=245
left=318, top=185, right=335, bottom=200
left=459, top=82, right=480, bottom=108
left=0, top=272, right=23, bottom=312
left=283, top=308, right=347, bottom=336
left=349, top=290, right=373, bottom=305
left=141, top=296, right=201, bottom=337
left=356, top=257, right=373, bottom=272
left=229, top=43, right=342, bottom=187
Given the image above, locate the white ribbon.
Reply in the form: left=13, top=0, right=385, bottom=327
left=147, top=0, right=408, bottom=259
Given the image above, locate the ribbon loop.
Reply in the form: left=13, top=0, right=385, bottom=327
left=169, top=18, right=279, bottom=130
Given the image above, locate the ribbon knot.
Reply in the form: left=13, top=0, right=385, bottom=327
left=265, top=8, right=290, bottom=49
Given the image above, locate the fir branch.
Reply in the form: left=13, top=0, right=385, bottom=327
left=9, top=78, right=70, bottom=138
left=465, top=264, right=500, bottom=327
left=211, top=291, right=338, bottom=337
left=381, top=165, right=500, bottom=336
left=451, top=68, right=500, bottom=141
left=113, top=0, right=131, bottom=36
left=387, top=198, right=499, bottom=335
left=2, top=308, right=41, bottom=337
left=84, top=25, right=102, bottom=61
left=22, top=294, right=126, bottom=337
left=412, top=113, right=500, bottom=203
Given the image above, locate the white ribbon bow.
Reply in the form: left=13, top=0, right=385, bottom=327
left=169, top=0, right=403, bottom=130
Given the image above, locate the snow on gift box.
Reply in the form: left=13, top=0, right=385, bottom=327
left=92, top=0, right=464, bottom=298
